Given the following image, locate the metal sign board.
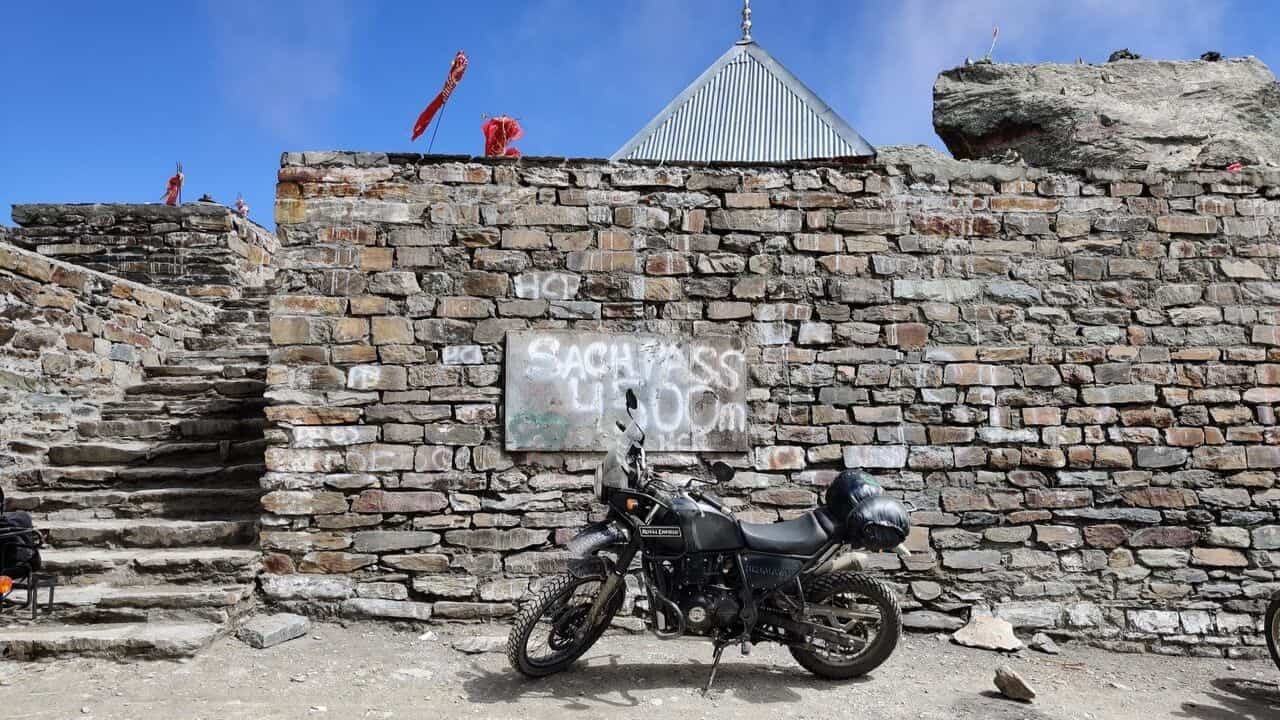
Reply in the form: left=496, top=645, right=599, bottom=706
left=504, top=330, right=748, bottom=452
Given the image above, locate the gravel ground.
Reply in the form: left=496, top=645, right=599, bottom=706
left=2, top=623, right=1279, bottom=720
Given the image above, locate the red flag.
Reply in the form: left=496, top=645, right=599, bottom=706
left=482, top=116, right=523, bottom=157
left=412, top=51, right=468, bottom=141
left=162, top=163, right=184, bottom=206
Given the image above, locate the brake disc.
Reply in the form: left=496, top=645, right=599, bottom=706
left=548, top=604, right=590, bottom=650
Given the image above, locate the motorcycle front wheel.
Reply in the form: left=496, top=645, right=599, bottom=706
left=507, top=572, right=622, bottom=678
left=788, top=571, right=902, bottom=680
left=1267, top=592, right=1280, bottom=671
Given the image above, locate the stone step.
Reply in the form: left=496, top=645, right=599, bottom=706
left=41, top=547, right=261, bottom=585
left=0, top=622, right=222, bottom=660
left=8, top=487, right=262, bottom=520
left=100, top=397, right=268, bottom=421
left=123, top=378, right=266, bottom=398
left=144, top=364, right=228, bottom=379
left=32, top=463, right=264, bottom=490
left=186, top=336, right=258, bottom=352
left=42, top=583, right=253, bottom=614
left=173, top=347, right=270, bottom=361
left=40, top=518, right=257, bottom=548
left=75, top=417, right=267, bottom=441
left=45, top=439, right=266, bottom=466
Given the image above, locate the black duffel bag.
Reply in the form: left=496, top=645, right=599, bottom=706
left=0, top=488, right=41, bottom=577
left=846, top=495, right=910, bottom=552
left=824, top=470, right=911, bottom=551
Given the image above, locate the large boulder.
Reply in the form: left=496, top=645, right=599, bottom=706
left=933, top=56, right=1280, bottom=170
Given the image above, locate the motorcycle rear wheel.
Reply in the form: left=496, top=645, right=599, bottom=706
left=1267, top=592, right=1280, bottom=671
left=507, top=572, right=622, bottom=678
left=788, top=571, right=902, bottom=680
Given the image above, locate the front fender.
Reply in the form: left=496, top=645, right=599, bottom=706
left=566, top=521, right=629, bottom=578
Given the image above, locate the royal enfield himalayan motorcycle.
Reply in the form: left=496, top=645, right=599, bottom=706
left=506, top=389, right=912, bottom=692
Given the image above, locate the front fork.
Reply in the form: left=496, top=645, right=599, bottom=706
left=579, top=534, right=640, bottom=638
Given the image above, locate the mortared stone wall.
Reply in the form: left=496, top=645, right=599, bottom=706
left=263, top=150, right=1280, bottom=656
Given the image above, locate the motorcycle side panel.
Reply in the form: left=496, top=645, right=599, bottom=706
left=741, top=552, right=807, bottom=591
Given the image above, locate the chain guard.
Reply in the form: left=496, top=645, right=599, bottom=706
left=757, top=601, right=878, bottom=655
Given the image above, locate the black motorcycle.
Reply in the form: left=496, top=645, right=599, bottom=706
left=506, top=390, right=911, bottom=692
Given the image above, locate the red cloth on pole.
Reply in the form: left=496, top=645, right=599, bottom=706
left=482, top=116, right=523, bottom=157
left=412, top=51, right=468, bottom=141
left=162, top=167, right=184, bottom=206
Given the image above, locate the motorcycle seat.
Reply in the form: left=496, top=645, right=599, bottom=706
left=738, top=509, right=834, bottom=555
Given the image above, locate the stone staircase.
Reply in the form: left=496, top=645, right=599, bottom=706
left=0, top=289, right=271, bottom=659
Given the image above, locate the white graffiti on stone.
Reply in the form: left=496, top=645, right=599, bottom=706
left=513, top=272, right=580, bottom=301
left=505, top=331, right=747, bottom=452
left=442, top=345, right=484, bottom=365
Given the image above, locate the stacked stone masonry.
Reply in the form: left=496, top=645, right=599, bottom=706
left=275, top=151, right=1273, bottom=656
left=10, top=203, right=278, bottom=304
left=0, top=239, right=218, bottom=473
left=0, top=211, right=274, bottom=659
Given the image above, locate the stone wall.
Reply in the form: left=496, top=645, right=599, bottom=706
left=0, top=238, right=218, bottom=475
left=265, top=150, right=1280, bottom=656
left=10, top=203, right=278, bottom=303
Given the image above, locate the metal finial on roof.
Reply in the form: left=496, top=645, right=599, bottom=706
left=739, top=0, right=753, bottom=43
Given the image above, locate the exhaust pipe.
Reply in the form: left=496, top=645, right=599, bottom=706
left=814, top=544, right=911, bottom=575
left=813, top=551, right=868, bottom=575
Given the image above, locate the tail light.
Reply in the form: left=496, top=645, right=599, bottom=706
left=0, top=576, right=12, bottom=596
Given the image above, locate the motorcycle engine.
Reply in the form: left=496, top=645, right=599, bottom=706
left=679, top=588, right=741, bottom=635
left=673, top=553, right=742, bottom=635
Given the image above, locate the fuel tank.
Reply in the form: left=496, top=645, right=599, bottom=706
left=642, top=496, right=743, bottom=555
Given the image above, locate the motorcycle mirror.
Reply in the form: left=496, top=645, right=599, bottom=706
left=616, top=421, right=626, bottom=432
left=709, top=461, right=735, bottom=485
left=625, top=388, right=639, bottom=411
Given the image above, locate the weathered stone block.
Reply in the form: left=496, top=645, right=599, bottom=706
left=238, top=613, right=311, bottom=649
left=352, top=531, right=442, bottom=553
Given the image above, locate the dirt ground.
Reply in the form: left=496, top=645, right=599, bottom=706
left=2, top=623, right=1279, bottom=720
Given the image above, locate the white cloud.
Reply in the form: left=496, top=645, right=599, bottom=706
left=206, top=0, right=360, bottom=138
left=846, top=0, right=1229, bottom=150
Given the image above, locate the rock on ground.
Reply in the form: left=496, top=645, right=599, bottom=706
left=932, top=56, right=1280, bottom=169
left=951, top=612, right=1024, bottom=652
left=1030, top=632, right=1061, bottom=655
left=995, top=665, right=1036, bottom=702
left=238, top=613, right=311, bottom=649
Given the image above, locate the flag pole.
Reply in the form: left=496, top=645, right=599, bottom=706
left=428, top=103, right=448, bottom=154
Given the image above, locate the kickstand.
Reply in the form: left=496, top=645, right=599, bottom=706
left=701, top=643, right=726, bottom=696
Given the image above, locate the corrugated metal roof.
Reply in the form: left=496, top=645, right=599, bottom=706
left=611, top=41, right=874, bottom=163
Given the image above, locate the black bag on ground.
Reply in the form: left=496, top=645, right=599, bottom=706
left=0, top=488, right=41, bottom=576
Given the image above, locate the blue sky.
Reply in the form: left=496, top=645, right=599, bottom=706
left=2, top=1, right=1275, bottom=228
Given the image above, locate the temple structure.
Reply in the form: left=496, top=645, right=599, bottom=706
left=611, top=1, right=874, bottom=163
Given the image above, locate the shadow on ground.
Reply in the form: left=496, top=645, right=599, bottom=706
left=946, top=690, right=1058, bottom=720
left=459, top=654, right=873, bottom=709
left=1174, top=677, right=1280, bottom=720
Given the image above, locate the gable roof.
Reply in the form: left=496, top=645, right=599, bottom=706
left=611, top=40, right=874, bottom=163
